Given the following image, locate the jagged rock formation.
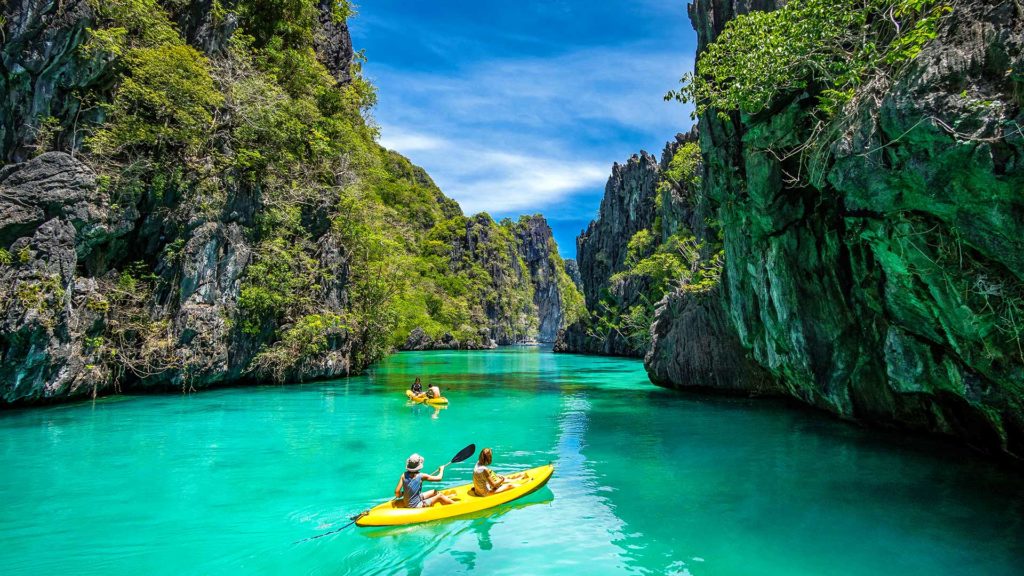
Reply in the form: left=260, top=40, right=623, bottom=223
left=172, top=0, right=240, bottom=54
left=647, top=286, right=773, bottom=394
left=556, top=132, right=720, bottom=357
left=314, top=0, right=355, bottom=85
left=512, top=215, right=565, bottom=343
left=433, top=213, right=536, bottom=347
left=556, top=151, right=661, bottom=356
left=2, top=0, right=103, bottom=162
left=1, top=153, right=130, bottom=400
left=577, top=152, right=661, bottom=310
left=563, top=259, right=582, bottom=289
left=648, top=0, right=1024, bottom=459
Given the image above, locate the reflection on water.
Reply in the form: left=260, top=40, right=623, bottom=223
left=406, top=402, right=447, bottom=420
left=1, top=347, right=1022, bottom=576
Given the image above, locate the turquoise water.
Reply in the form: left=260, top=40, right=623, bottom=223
left=1, top=348, right=1022, bottom=575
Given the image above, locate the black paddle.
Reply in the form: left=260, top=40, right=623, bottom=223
left=429, top=443, right=476, bottom=475
left=293, top=444, right=476, bottom=544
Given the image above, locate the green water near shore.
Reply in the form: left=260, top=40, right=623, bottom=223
left=1, top=347, right=1022, bottom=575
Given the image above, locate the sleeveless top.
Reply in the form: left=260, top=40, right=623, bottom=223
left=402, top=472, right=424, bottom=508
left=473, top=465, right=502, bottom=495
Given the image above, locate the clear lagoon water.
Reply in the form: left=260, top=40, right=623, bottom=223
left=1, top=347, right=1022, bottom=575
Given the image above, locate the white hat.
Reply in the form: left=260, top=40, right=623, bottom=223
left=406, top=453, right=424, bottom=472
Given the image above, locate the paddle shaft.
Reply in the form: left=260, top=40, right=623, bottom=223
left=293, top=512, right=367, bottom=543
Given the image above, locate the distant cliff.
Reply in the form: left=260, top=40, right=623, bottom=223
left=556, top=131, right=722, bottom=358
left=645, top=0, right=1024, bottom=459
left=400, top=213, right=583, bottom=350
left=511, top=215, right=583, bottom=343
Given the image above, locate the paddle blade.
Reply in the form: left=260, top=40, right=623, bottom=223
left=450, top=443, right=476, bottom=465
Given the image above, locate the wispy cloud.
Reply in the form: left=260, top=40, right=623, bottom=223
left=351, top=0, right=697, bottom=255
left=377, top=131, right=447, bottom=153
left=370, top=43, right=694, bottom=218
left=379, top=127, right=609, bottom=214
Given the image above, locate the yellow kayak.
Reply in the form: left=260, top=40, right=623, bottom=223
left=405, top=390, right=449, bottom=405
left=356, top=464, right=554, bottom=527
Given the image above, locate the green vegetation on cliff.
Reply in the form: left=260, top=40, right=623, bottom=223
left=650, top=0, right=1024, bottom=458
left=0, top=0, right=575, bottom=397
left=581, top=143, right=722, bottom=352
left=668, top=0, right=951, bottom=119
left=78, top=0, right=408, bottom=380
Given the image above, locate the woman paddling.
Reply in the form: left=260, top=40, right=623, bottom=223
left=472, top=448, right=524, bottom=496
left=395, top=453, right=455, bottom=508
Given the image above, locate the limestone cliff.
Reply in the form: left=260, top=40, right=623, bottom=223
left=511, top=215, right=576, bottom=343
left=400, top=214, right=583, bottom=349
left=0, top=1, right=574, bottom=405
left=556, top=132, right=716, bottom=357
left=648, top=0, right=1024, bottom=459
left=556, top=151, right=661, bottom=356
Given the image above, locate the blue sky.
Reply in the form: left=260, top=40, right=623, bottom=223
left=349, top=1, right=697, bottom=258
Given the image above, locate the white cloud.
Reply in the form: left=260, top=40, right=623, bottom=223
left=367, top=42, right=695, bottom=217
left=377, top=131, right=446, bottom=152
left=378, top=127, right=609, bottom=214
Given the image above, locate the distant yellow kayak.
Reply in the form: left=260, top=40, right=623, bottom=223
left=356, top=464, right=554, bottom=527
left=405, top=389, right=449, bottom=405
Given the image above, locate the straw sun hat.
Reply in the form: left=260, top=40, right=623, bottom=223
left=406, top=453, right=424, bottom=472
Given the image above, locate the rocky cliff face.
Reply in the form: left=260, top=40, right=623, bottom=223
left=313, top=0, right=354, bottom=85
left=563, top=258, right=582, bottom=289
left=0, top=1, right=573, bottom=405
left=556, top=132, right=718, bottom=357
left=648, top=0, right=1024, bottom=459
left=2, top=1, right=103, bottom=162
left=512, top=215, right=565, bottom=343
left=0, top=1, right=365, bottom=405
left=556, top=151, right=661, bottom=356
left=401, top=214, right=582, bottom=350
left=0, top=151, right=361, bottom=403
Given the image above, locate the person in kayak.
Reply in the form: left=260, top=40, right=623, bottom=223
left=472, top=448, right=522, bottom=496
left=395, top=453, right=455, bottom=508
left=425, top=382, right=442, bottom=400
left=410, top=377, right=424, bottom=397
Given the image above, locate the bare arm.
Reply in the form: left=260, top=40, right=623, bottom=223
left=394, top=474, right=403, bottom=498
left=422, top=465, right=445, bottom=482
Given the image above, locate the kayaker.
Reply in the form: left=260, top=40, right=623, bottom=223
left=395, top=453, right=455, bottom=508
left=472, top=448, right=521, bottom=496
left=425, top=383, right=442, bottom=400
left=410, top=377, right=424, bottom=397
